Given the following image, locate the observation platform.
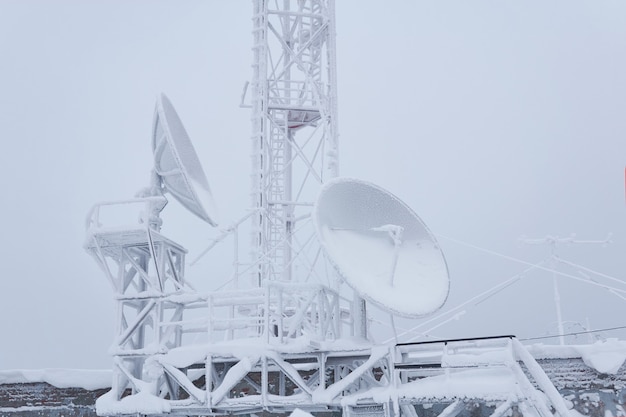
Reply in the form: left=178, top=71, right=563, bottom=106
left=86, top=336, right=626, bottom=417
left=2, top=338, right=625, bottom=417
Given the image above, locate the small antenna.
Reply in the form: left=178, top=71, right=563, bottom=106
left=520, top=234, right=612, bottom=345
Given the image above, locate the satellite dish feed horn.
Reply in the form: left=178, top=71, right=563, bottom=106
left=313, top=178, right=450, bottom=318
left=152, top=93, right=219, bottom=226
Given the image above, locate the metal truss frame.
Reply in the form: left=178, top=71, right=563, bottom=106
left=85, top=198, right=197, bottom=402
left=250, top=0, right=339, bottom=286
left=93, top=335, right=573, bottom=417
left=85, top=197, right=359, bottom=406
left=87, top=2, right=578, bottom=417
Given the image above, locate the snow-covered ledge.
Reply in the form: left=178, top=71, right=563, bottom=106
left=525, top=339, right=626, bottom=375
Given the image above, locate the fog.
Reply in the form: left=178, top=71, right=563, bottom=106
left=1, top=1, right=625, bottom=370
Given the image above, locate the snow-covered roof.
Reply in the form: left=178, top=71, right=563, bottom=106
left=1, top=340, right=624, bottom=393
left=526, top=339, right=626, bottom=374
left=0, top=369, right=111, bottom=390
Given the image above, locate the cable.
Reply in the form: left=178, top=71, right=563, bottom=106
left=437, top=234, right=626, bottom=294
left=520, top=325, right=626, bottom=342
left=387, top=262, right=542, bottom=343
left=557, top=257, right=626, bottom=287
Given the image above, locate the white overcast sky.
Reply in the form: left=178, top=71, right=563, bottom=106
left=1, top=1, right=625, bottom=370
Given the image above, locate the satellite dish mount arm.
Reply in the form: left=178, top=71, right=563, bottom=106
left=134, top=169, right=167, bottom=231
left=146, top=169, right=166, bottom=231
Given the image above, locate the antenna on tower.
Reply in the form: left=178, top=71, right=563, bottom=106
left=87, top=3, right=452, bottom=414
left=84, top=93, right=217, bottom=406
left=520, top=233, right=613, bottom=345
left=85, top=4, right=618, bottom=417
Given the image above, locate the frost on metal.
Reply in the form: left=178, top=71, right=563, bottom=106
left=82, top=1, right=626, bottom=417
left=313, top=178, right=450, bottom=318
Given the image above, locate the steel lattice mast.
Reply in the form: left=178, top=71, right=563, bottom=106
left=83, top=3, right=582, bottom=417
left=249, top=0, right=339, bottom=286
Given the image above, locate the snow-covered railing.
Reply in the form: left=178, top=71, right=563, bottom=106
left=390, top=335, right=573, bottom=417
left=85, top=197, right=167, bottom=232
left=112, top=281, right=354, bottom=346
left=394, top=335, right=516, bottom=382
left=206, top=281, right=351, bottom=343
left=268, top=79, right=318, bottom=108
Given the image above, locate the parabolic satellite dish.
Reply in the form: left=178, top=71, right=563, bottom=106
left=152, top=93, right=218, bottom=226
left=313, top=178, right=449, bottom=317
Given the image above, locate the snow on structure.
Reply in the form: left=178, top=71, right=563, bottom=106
left=82, top=1, right=626, bottom=417
left=0, top=369, right=111, bottom=391
left=313, top=177, right=450, bottom=317
left=96, top=390, right=171, bottom=415
left=290, top=408, right=316, bottom=417
left=527, top=340, right=626, bottom=375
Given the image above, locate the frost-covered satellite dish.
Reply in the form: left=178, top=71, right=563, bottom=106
left=152, top=93, right=218, bottom=226
left=313, top=178, right=449, bottom=317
